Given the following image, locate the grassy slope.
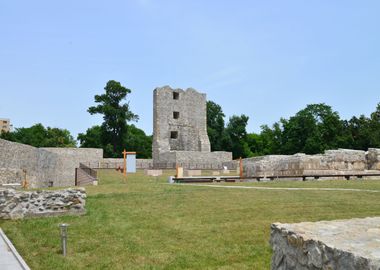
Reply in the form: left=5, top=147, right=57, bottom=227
left=1, top=170, right=380, bottom=269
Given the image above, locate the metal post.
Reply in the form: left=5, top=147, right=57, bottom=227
left=59, top=224, right=69, bottom=257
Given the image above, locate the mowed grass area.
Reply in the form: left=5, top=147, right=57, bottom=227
left=1, top=171, right=380, bottom=269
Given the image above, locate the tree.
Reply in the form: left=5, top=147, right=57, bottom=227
left=77, top=126, right=103, bottom=149
left=87, top=80, right=139, bottom=157
left=255, top=121, right=284, bottom=155
left=78, top=124, right=152, bottom=158
left=223, top=115, right=252, bottom=159
left=124, top=124, right=152, bottom=158
left=0, top=123, right=76, bottom=147
left=207, top=101, right=225, bottom=151
left=280, top=104, right=344, bottom=154
left=369, top=103, right=380, bottom=147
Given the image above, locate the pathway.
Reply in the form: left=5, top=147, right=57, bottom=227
left=0, top=229, right=30, bottom=270
left=176, top=183, right=380, bottom=193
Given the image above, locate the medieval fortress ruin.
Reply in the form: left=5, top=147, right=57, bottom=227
left=153, top=86, right=232, bottom=169
left=1, top=87, right=380, bottom=268
left=1, top=86, right=380, bottom=188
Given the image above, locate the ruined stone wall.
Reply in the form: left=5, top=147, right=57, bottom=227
left=0, top=139, right=103, bottom=188
left=40, top=148, right=103, bottom=187
left=0, top=188, right=86, bottom=220
left=137, top=159, right=153, bottom=169
left=243, top=149, right=377, bottom=178
left=368, top=148, right=380, bottom=170
left=100, top=158, right=153, bottom=169
left=153, top=86, right=211, bottom=164
left=154, top=151, right=232, bottom=169
left=152, top=86, right=232, bottom=168
left=271, top=217, right=380, bottom=269
left=0, top=168, right=24, bottom=185
left=222, top=160, right=239, bottom=170
left=0, top=139, right=40, bottom=186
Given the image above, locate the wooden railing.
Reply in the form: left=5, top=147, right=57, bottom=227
left=75, top=163, right=98, bottom=186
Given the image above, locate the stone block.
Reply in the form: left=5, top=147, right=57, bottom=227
left=185, top=170, right=202, bottom=176
left=146, top=170, right=162, bottom=177
left=212, top=171, right=220, bottom=176
left=270, top=217, right=380, bottom=270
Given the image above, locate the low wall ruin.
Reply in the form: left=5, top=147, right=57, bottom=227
left=243, top=149, right=380, bottom=179
left=0, top=188, right=86, bottom=220
left=270, top=217, right=380, bottom=270
left=154, top=151, right=232, bottom=169
left=0, top=139, right=103, bottom=188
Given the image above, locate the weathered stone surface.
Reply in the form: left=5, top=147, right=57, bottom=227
left=145, top=170, right=162, bottom=177
left=0, top=139, right=103, bottom=188
left=243, top=149, right=380, bottom=178
left=270, top=217, right=380, bottom=270
left=368, top=148, right=380, bottom=170
left=155, top=151, right=232, bottom=169
left=152, top=86, right=232, bottom=169
left=0, top=188, right=86, bottom=220
left=0, top=168, right=23, bottom=185
left=184, top=170, right=202, bottom=176
left=97, top=158, right=153, bottom=169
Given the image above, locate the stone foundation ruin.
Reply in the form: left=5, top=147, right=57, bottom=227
left=0, top=188, right=86, bottom=220
left=271, top=217, right=380, bottom=269
left=243, top=149, right=380, bottom=179
left=152, top=86, right=232, bottom=169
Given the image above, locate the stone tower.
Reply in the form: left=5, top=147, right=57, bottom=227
left=153, top=86, right=232, bottom=168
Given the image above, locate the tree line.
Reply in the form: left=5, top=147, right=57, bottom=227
left=1, top=80, right=152, bottom=158
left=2, top=80, right=379, bottom=159
left=207, top=101, right=380, bottom=159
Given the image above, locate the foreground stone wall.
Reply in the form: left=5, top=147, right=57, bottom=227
left=271, top=217, right=380, bottom=270
left=0, top=188, right=86, bottom=220
left=0, top=139, right=103, bottom=188
left=244, top=149, right=380, bottom=178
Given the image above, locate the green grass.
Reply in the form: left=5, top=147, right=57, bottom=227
left=1, top=170, right=380, bottom=269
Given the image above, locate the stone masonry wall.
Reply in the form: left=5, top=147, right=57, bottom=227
left=0, top=168, right=24, bottom=185
left=0, top=139, right=103, bottom=188
left=40, top=148, right=103, bottom=187
left=0, top=139, right=39, bottom=186
left=152, top=86, right=232, bottom=168
left=271, top=217, right=380, bottom=270
left=153, top=86, right=211, bottom=164
left=154, top=151, right=232, bottom=169
left=243, top=149, right=379, bottom=178
left=0, top=188, right=86, bottom=220
left=368, top=148, right=380, bottom=170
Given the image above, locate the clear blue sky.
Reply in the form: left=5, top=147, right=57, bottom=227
left=1, top=1, right=379, bottom=138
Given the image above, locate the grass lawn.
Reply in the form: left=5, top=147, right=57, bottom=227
left=1, top=170, right=380, bottom=269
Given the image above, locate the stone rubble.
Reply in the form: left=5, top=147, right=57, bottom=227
left=0, top=188, right=86, bottom=219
